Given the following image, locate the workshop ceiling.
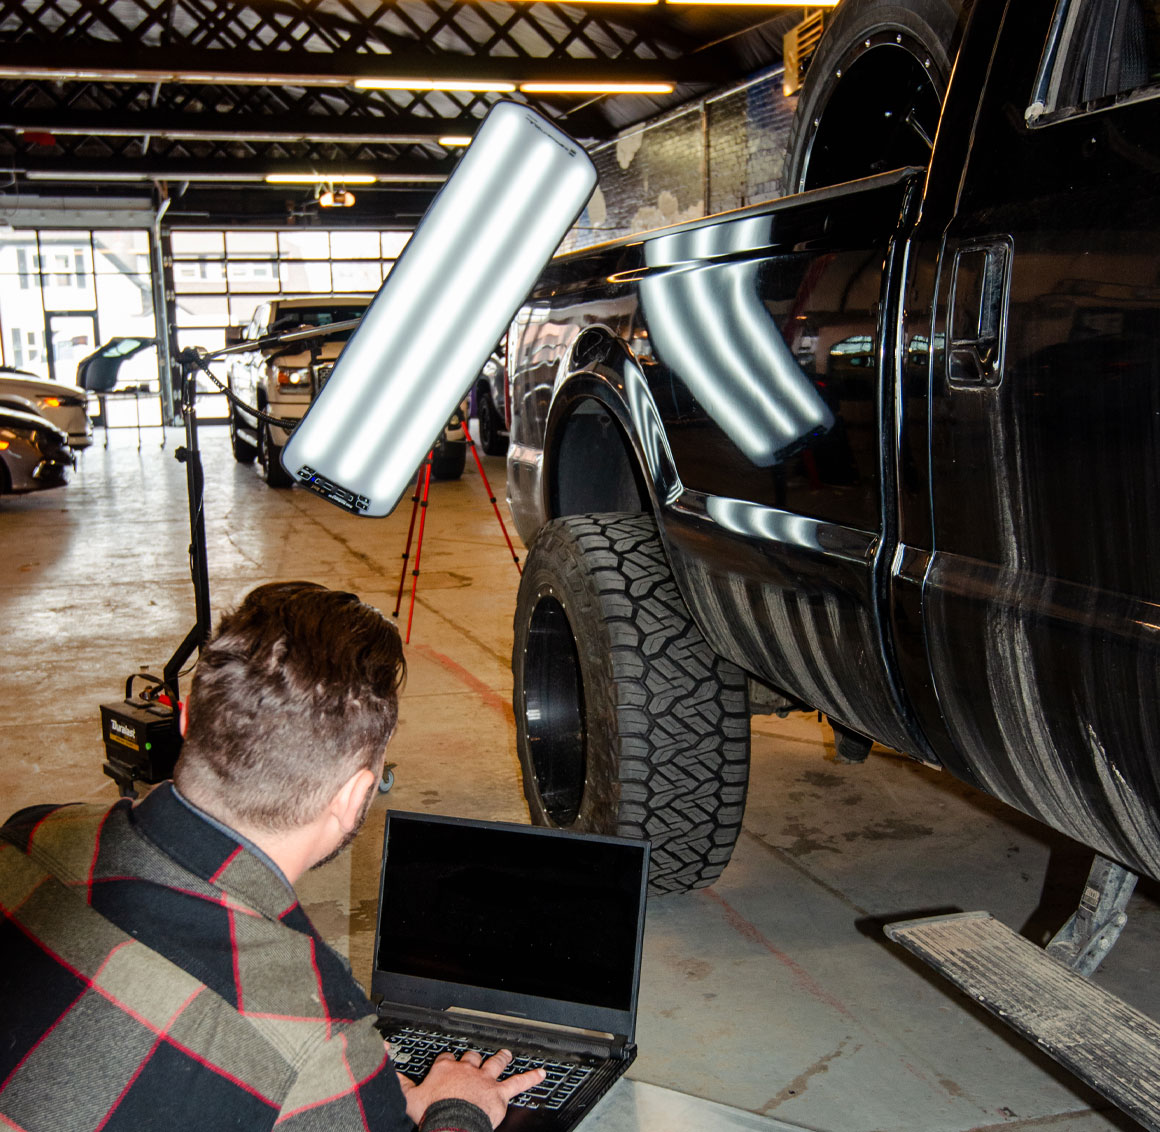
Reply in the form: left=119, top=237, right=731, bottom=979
left=0, top=0, right=805, bottom=226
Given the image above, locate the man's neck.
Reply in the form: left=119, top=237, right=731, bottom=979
left=170, top=784, right=319, bottom=886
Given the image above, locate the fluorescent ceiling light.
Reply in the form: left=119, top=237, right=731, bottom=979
left=668, top=0, right=839, bottom=5
left=438, top=136, right=473, bottom=147
left=265, top=173, right=378, bottom=184
left=520, top=81, right=674, bottom=94
left=354, top=78, right=517, bottom=93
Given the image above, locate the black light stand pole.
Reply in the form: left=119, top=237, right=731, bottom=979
left=163, top=349, right=214, bottom=703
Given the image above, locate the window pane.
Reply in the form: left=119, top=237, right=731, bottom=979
left=226, top=260, right=280, bottom=292
left=179, top=328, right=226, bottom=353
left=39, top=233, right=96, bottom=311
left=96, top=275, right=156, bottom=332
left=226, top=230, right=277, bottom=257
left=174, top=294, right=230, bottom=328
left=94, top=230, right=151, bottom=273
left=280, top=230, right=330, bottom=259
left=229, top=294, right=278, bottom=326
left=279, top=261, right=332, bottom=292
left=330, top=230, right=380, bottom=258
left=173, top=260, right=226, bottom=293
left=0, top=231, right=38, bottom=274
left=172, top=230, right=224, bottom=258
left=331, top=261, right=382, bottom=292
left=381, top=231, right=412, bottom=259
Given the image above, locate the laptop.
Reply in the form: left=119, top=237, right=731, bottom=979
left=371, top=811, right=651, bottom=1132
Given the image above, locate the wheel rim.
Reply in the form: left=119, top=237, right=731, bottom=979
left=799, top=36, right=944, bottom=192
left=523, top=594, right=587, bottom=824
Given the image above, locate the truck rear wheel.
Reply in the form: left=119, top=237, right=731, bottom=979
left=229, top=402, right=257, bottom=465
left=512, top=513, right=750, bottom=894
left=784, top=0, right=963, bottom=194
left=258, top=419, right=293, bottom=488
left=477, top=387, right=508, bottom=457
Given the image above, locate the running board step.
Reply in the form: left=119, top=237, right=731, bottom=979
left=885, top=910, right=1160, bottom=1131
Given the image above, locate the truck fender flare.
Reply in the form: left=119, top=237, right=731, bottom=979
left=543, top=325, right=682, bottom=518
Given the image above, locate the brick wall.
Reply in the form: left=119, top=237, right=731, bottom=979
left=562, top=66, right=798, bottom=253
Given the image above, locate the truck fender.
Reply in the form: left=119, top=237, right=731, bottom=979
left=541, top=325, right=682, bottom=520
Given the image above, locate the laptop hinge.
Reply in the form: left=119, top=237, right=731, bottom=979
left=376, top=1001, right=621, bottom=1060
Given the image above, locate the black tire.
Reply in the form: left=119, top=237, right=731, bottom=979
left=783, top=0, right=963, bottom=195
left=477, top=387, right=509, bottom=457
left=258, top=419, right=293, bottom=488
left=512, top=513, right=750, bottom=894
left=431, top=437, right=466, bottom=481
left=229, top=403, right=257, bottom=464
left=829, top=719, right=873, bottom=764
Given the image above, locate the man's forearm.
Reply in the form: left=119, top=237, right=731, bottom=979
left=418, top=1097, right=492, bottom=1132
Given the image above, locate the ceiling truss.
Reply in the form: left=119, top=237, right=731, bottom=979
left=0, top=0, right=801, bottom=225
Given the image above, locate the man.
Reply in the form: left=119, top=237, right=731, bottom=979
left=0, top=581, right=543, bottom=1132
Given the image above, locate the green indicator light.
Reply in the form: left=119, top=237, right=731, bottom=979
left=145, top=742, right=152, bottom=750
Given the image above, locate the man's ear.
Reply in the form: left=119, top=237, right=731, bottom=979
left=179, top=699, right=189, bottom=738
left=332, top=766, right=377, bottom=833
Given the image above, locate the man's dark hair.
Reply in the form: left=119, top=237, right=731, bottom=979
left=174, top=581, right=406, bottom=832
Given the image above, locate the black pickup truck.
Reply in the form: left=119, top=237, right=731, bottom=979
left=506, top=0, right=1160, bottom=917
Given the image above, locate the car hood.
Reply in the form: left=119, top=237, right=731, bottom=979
left=0, top=372, right=88, bottom=405
left=262, top=339, right=349, bottom=364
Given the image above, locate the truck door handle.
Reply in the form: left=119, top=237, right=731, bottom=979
left=947, top=239, right=1012, bottom=388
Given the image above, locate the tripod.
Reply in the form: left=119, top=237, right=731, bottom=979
left=393, top=424, right=521, bottom=643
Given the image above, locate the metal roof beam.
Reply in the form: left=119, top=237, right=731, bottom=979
left=0, top=43, right=730, bottom=86
left=1, top=107, right=482, bottom=145
left=15, top=155, right=453, bottom=184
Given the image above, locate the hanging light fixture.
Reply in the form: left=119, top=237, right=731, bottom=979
left=282, top=101, right=597, bottom=517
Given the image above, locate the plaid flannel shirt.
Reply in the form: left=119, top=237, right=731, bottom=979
left=0, top=784, right=490, bottom=1132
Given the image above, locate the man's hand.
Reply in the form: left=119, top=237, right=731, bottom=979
left=400, top=1048, right=546, bottom=1128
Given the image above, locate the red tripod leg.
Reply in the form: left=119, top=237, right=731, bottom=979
left=393, top=462, right=426, bottom=618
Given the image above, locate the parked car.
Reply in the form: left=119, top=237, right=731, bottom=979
left=76, top=337, right=158, bottom=393
left=227, top=295, right=467, bottom=486
left=0, top=405, right=74, bottom=495
left=0, top=367, right=92, bottom=449
left=472, top=347, right=509, bottom=457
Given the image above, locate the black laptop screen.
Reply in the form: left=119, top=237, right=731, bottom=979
left=376, top=815, right=647, bottom=1013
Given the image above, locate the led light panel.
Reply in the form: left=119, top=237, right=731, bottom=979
left=282, top=101, right=597, bottom=517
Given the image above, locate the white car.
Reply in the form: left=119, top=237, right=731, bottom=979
left=0, top=367, right=93, bottom=449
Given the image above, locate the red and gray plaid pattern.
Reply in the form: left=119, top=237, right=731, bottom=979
left=0, top=786, right=489, bottom=1132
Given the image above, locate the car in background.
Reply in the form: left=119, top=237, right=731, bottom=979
left=0, top=404, right=74, bottom=495
left=472, top=347, right=509, bottom=457
left=0, top=367, right=92, bottom=449
left=227, top=295, right=467, bottom=487
left=76, top=337, right=158, bottom=393
left=227, top=295, right=375, bottom=487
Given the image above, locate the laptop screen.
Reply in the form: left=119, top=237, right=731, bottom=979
left=373, top=812, right=649, bottom=1026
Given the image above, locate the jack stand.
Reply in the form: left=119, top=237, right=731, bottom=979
left=1047, top=853, right=1138, bottom=975
left=392, top=425, right=520, bottom=644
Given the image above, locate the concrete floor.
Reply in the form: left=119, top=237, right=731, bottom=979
left=2, top=423, right=1158, bottom=1132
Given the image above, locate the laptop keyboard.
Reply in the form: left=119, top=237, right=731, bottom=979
left=383, top=1023, right=596, bottom=1111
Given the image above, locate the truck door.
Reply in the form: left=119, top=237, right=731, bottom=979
left=640, top=174, right=922, bottom=755
left=921, top=0, right=1160, bottom=875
